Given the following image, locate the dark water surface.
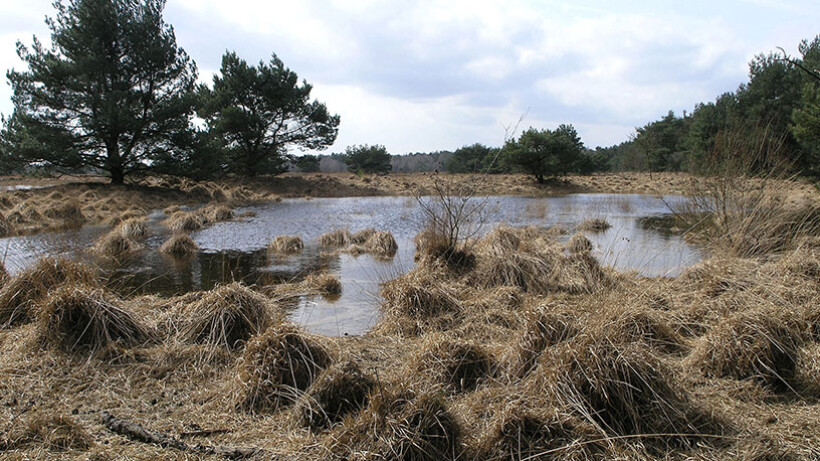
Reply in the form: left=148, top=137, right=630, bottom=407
left=0, top=194, right=701, bottom=335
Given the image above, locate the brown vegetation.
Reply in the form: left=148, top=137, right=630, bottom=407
left=37, top=286, right=153, bottom=354
left=319, top=228, right=351, bottom=247
left=2, top=172, right=820, bottom=459
left=159, top=233, right=199, bottom=256
left=0, top=257, right=98, bottom=327
left=578, top=217, right=611, bottom=232
left=237, top=322, right=331, bottom=412
left=269, top=235, right=304, bottom=254
left=180, top=283, right=271, bottom=349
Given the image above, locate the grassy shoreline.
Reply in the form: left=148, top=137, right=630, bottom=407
left=1, top=172, right=820, bottom=459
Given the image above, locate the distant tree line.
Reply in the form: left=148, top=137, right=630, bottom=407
left=1, top=1, right=817, bottom=183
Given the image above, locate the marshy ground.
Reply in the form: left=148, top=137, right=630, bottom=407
left=1, top=172, right=820, bottom=460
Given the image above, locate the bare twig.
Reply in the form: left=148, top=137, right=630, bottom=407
left=100, top=411, right=260, bottom=460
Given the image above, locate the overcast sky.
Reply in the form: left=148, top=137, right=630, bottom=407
left=1, top=0, right=818, bottom=154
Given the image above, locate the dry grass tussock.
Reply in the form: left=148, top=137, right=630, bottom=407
left=319, top=228, right=351, bottom=247
left=116, top=217, right=148, bottom=239
left=37, top=285, right=153, bottom=354
left=2, top=411, right=92, bottom=452
left=687, top=306, right=809, bottom=391
left=471, top=226, right=610, bottom=295
left=0, top=261, right=8, bottom=286
left=159, top=233, right=198, bottom=256
left=91, top=229, right=143, bottom=259
left=237, top=322, right=331, bottom=412
left=411, top=333, right=494, bottom=393
left=342, top=230, right=399, bottom=259
left=333, top=387, right=459, bottom=461
left=296, top=359, right=375, bottom=431
left=179, top=282, right=271, bottom=350
left=578, top=217, right=611, bottom=232
left=0, top=210, right=11, bottom=237
left=0, top=257, right=99, bottom=327
left=541, top=336, right=723, bottom=446
left=379, top=268, right=462, bottom=335
left=269, top=235, right=304, bottom=254
left=471, top=403, right=602, bottom=460
left=163, top=211, right=203, bottom=233
left=301, top=272, right=342, bottom=297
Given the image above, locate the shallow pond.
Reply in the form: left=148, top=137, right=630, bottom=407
left=0, top=194, right=701, bottom=336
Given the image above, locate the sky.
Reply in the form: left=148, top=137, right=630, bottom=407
left=0, top=0, right=818, bottom=154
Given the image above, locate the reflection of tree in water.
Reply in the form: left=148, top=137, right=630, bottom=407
left=109, top=246, right=343, bottom=297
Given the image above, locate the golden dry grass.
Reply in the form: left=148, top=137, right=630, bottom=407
left=159, top=233, right=199, bottom=256
left=237, top=322, right=331, bottom=413
left=2, top=174, right=820, bottom=459
left=179, top=282, right=271, bottom=350
left=269, top=235, right=304, bottom=254
left=37, top=285, right=153, bottom=354
left=0, top=257, right=99, bottom=327
left=319, top=228, right=351, bottom=247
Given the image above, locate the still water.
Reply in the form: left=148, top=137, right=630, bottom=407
left=0, top=194, right=701, bottom=335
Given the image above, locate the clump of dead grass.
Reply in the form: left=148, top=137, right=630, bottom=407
left=578, top=217, right=611, bottom=232
left=0, top=261, right=8, bottom=286
left=102, top=208, right=146, bottom=227
left=238, top=322, right=331, bottom=412
left=4, top=411, right=92, bottom=451
left=473, top=404, right=600, bottom=461
left=361, top=231, right=398, bottom=259
left=320, top=228, right=351, bottom=247
left=794, top=343, right=820, bottom=396
left=297, top=360, right=375, bottom=431
left=349, top=227, right=376, bottom=244
left=117, top=217, right=149, bottom=239
left=205, top=205, right=234, bottom=222
left=379, top=269, right=462, bottom=334
left=598, top=304, right=687, bottom=354
left=302, top=272, right=342, bottom=297
left=0, top=257, right=99, bottom=327
left=180, top=282, right=272, bottom=349
left=507, top=307, right=579, bottom=378
left=0, top=211, right=11, bottom=237
left=412, top=334, right=494, bottom=393
left=43, top=199, right=86, bottom=225
left=546, top=336, right=721, bottom=445
left=269, top=235, right=304, bottom=254
left=566, top=232, right=593, bottom=254
left=91, top=229, right=143, bottom=259
left=159, top=233, right=199, bottom=256
left=687, top=306, right=808, bottom=391
left=334, top=388, right=460, bottom=461
left=37, top=285, right=153, bottom=353
left=164, top=211, right=203, bottom=233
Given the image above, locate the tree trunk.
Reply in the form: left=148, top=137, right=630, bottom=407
left=110, top=167, right=125, bottom=185
left=106, top=136, right=125, bottom=184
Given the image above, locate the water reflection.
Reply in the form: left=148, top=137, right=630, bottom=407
left=0, top=194, right=702, bottom=336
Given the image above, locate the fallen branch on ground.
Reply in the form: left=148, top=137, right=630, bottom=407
left=100, top=411, right=259, bottom=460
